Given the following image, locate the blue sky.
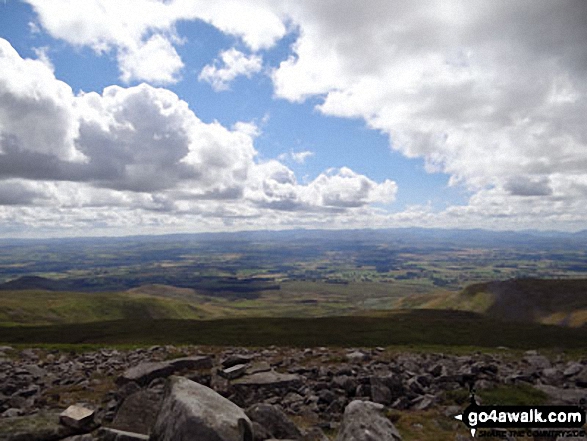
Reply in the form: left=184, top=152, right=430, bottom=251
left=0, top=1, right=585, bottom=237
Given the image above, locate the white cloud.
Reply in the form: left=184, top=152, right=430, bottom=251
left=0, top=39, right=258, bottom=195
left=199, top=48, right=262, bottom=91
left=291, top=150, right=314, bottom=164
left=32, top=46, right=54, bottom=71
left=278, top=150, right=314, bottom=164
left=0, top=39, right=399, bottom=235
left=246, top=162, right=397, bottom=211
left=118, top=34, right=184, bottom=84
left=25, top=0, right=286, bottom=83
left=10, top=1, right=587, bottom=233
left=0, top=39, right=82, bottom=162
left=267, top=0, right=587, bottom=226
left=307, top=167, right=397, bottom=208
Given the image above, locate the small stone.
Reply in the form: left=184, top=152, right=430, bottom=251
left=346, top=351, right=369, bottom=363
left=411, top=394, right=436, bottom=410
left=219, top=363, right=248, bottom=380
left=60, top=404, right=96, bottom=431
left=2, top=408, right=23, bottom=418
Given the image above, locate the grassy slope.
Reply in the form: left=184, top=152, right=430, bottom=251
left=0, top=289, right=214, bottom=325
left=0, top=280, right=430, bottom=326
left=443, top=278, right=587, bottom=326
left=1, top=309, right=586, bottom=349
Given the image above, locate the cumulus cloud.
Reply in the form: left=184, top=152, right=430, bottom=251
left=0, top=42, right=260, bottom=196
left=199, top=48, right=263, bottom=91
left=24, top=0, right=587, bottom=223
left=0, top=39, right=258, bottom=196
left=118, top=34, right=184, bottom=84
left=267, top=0, right=587, bottom=224
left=11, top=0, right=587, bottom=232
left=25, top=0, right=286, bottom=83
left=0, top=38, right=396, bottom=233
left=246, top=162, right=397, bottom=211
left=0, top=39, right=82, bottom=162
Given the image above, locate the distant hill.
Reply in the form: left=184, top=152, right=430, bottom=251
left=450, top=278, right=587, bottom=327
left=0, top=276, right=64, bottom=291
left=0, top=289, right=215, bottom=325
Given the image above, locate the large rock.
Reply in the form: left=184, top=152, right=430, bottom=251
left=111, top=389, right=162, bottom=435
left=563, top=363, right=583, bottom=377
left=150, top=376, right=253, bottom=441
left=246, top=403, right=302, bottom=440
left=116, top=356, right=212, bottom=387
left=335, top=401, right=402, bottom=441
left=523, top=355, right=551, bottom=371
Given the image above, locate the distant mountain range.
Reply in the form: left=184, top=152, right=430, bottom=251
left=3, top=227, right=587, bottom=249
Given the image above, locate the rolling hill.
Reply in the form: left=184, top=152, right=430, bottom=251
left=0, top=289, right=214, bottom=325
left=447, top=278, right=587, bottom=327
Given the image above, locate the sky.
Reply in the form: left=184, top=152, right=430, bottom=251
left=0, top=0, right=586, bottom=238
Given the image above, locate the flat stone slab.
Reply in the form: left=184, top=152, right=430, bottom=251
left=246, top=361, right=271, bottom=375
left=233, top=371, right=303, bottom=389
left=168, top=356, right=213, bottom=371
left=534, top=385, right=587, bottom=405
left=116, top=361, right=176, bottom=387
left=221, top=354, right=255, bottom=368
left=116, top=355, right=212, bottom=387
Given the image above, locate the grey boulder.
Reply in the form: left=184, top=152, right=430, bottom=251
left=335, top=400, right=402, bottom=441
left=150, top=376, right=253, bottom=441
left=111, top=389, right=162, bottom=435
left=246, top=403, right=302, bottom=440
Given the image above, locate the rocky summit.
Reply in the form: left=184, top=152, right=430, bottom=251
left=0, top=345, right=586, bottom=440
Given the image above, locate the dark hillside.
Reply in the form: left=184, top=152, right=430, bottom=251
left=459, top=278, right=587, bottom=326
left=1, top=310, right=586, bottom=349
